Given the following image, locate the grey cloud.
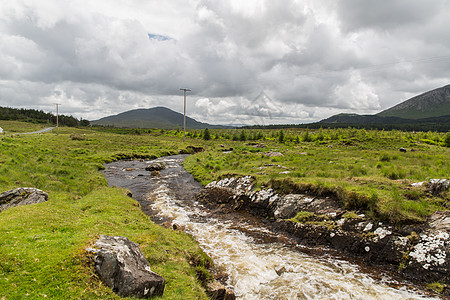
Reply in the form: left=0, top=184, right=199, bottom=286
left=336, top=0, right=444, bottom=32
left=0, top=0, right=449, bottom=124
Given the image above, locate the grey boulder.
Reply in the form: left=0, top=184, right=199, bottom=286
left=86, top=235, right=165, bottom=298
left=0, top=187, right=48, bottom=213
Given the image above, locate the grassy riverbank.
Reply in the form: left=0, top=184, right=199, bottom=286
left=0, top=121, right=449, bottom=298
left=0, top=122, right=210, bottom=299
left=183, top=128, right=449, bottom=224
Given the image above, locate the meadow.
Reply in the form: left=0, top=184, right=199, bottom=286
left=0, top=122, right=211, bottom=299
left=0, top=121, right=449, bottom=298
left=182, top=128, right=450, bottom=224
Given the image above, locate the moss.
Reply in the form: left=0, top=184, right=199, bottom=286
left=289, top=211, right=315, bottom=223
left=426, top=282, right=445, bottom=294
left=342, top=211, right=362, bottom=220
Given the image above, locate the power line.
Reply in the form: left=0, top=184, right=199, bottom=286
left=55, top=103, right=60, bottom=136
left=180, top=88, right=191, bottom=142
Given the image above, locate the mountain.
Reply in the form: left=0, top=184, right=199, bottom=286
left=90, top=107, right=228, bottom=129
left=377, top=84, right=450, bottom=119
left=318, top=85, right=450, bottom=131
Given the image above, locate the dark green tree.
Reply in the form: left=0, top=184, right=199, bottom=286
left=203, top=128, right=211, bottom=140
left=278, top=130, right=285, bottom=143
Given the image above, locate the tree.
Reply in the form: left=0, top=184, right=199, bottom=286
left=203, top=128, right=211, bottom=140
left=278, top=130, right=284, bottom=143
left=239, top=130, right=246, bottom=141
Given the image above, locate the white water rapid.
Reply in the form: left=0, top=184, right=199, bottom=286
left=104, top=155, right=439, bottom=300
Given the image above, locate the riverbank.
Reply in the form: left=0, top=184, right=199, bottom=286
left=196, top=176, right=449, bottom=297
left=104, top=156, right=440, bottom=299
left=0, top=124, right=213, bottom=299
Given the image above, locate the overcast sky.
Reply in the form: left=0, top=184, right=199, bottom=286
left=1, top=0, right=450, bottom=125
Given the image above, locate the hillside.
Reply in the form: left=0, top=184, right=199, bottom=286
left=377, top=84, right=450, bottom=119
left=0, top=106, right=89, bottom=127
left=315, top=85, right=450, bottom=131
left=91, top=107, right=228, bottom=129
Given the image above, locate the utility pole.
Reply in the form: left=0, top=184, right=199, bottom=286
left=180, top=88, right=191, bottom=142
left=55, top=103, right=60, bottom=135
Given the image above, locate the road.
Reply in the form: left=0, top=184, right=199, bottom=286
left=17, top=127, right=55, bottom=135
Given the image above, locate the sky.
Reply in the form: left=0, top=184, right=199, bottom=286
left=1, top=0, right=450, bottom=126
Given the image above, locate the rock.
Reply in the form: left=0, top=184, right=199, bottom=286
left=187, top=145, right=205, bottom=153
left=263, top=151, right=284, bottom=157
left=399, top=147, right=407, bottom=152
left=145, top=162, right=165, bottom=172
left=206, top=176, right=254, bottom=193
left=0, top=187, right=48, bottom=213
left=427, top=179, right=450, bottom=196
left=253, top=143, right=266, bottom=148
left=86, top=235, right=165, bottom=298
left=206, top=281, right=236, bottom=300
left=151, top=170, right=161, bottom=177
left=405, top=211, right=450, bottom=284
left=197, top=176, right=450, bottom=285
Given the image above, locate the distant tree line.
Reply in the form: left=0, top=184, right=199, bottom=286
left=0, top=106, right=90, bottom=127
left=244, top=120, right=450, bottom=132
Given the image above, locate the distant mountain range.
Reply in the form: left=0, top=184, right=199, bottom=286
left=91, top=107, right=229, bottom=129
left=91, top=85, right=450, bottom=131
left=319, top=85, right=450, bottom=131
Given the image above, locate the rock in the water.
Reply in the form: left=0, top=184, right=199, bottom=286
left=86, top=235, right=165, bottom=298
left=145, top=162, right=165, bottom=172
left=206, top=281, right=236, bottom=300
left=0, top=187, right=48, bottom=213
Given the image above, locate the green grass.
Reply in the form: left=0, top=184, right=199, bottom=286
left=0, top=121, right=449, bottom=298
left=0, top=121, right=210, bottom=299
left=0, top=188, right=209, bottom=299
left=0, top=120, right=52, bottom=133
left=183, top=128, right=449, bottom=224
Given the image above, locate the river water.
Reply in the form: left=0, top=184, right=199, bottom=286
left=103, top=155, right=438, bottom=300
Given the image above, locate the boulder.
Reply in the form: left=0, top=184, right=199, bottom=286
left=187, top=145, right=205, bottom=153
left=206, top=281, right=236, bottom=300
left=86, top=235, right=165, bottom=298
left=145, top=162, right=165, bottom=172
left=406, top=211, right=450, bottom=283
left=427, top=179, right=450, bottom=196
left=263, top=151, right=284, bottom=157
left=0, top=187, right=48, bottom=213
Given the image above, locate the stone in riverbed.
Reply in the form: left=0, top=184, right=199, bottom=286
left=86, top=235, right=165, bottom=298
left=206, top=281, right=236, bottom=300
left=145, top=162, right=165, bottom=172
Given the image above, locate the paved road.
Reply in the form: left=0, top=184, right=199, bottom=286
left=17, top=127, right=55, bottom=135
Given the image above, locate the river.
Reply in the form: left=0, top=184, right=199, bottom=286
left=103, top=155, right=438, bottom=299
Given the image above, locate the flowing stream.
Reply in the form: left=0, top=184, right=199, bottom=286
left=103, top=155, right=438, bottom=300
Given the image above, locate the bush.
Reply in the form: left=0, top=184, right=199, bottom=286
left=444, top=132, right=450, bottom=147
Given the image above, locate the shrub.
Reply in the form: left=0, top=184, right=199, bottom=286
left=444, top=132, right=450, bottom=147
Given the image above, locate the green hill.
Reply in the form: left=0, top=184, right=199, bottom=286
left=90, top=107, right=229, bottom=129
left=377, top=84, right=450, bottom=119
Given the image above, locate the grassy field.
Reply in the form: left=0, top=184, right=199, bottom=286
left=0, top=122, right=210, bottom=299
left=0, top=121, right=449, bottom=298
left=182, top=128, right=450, bottom=224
